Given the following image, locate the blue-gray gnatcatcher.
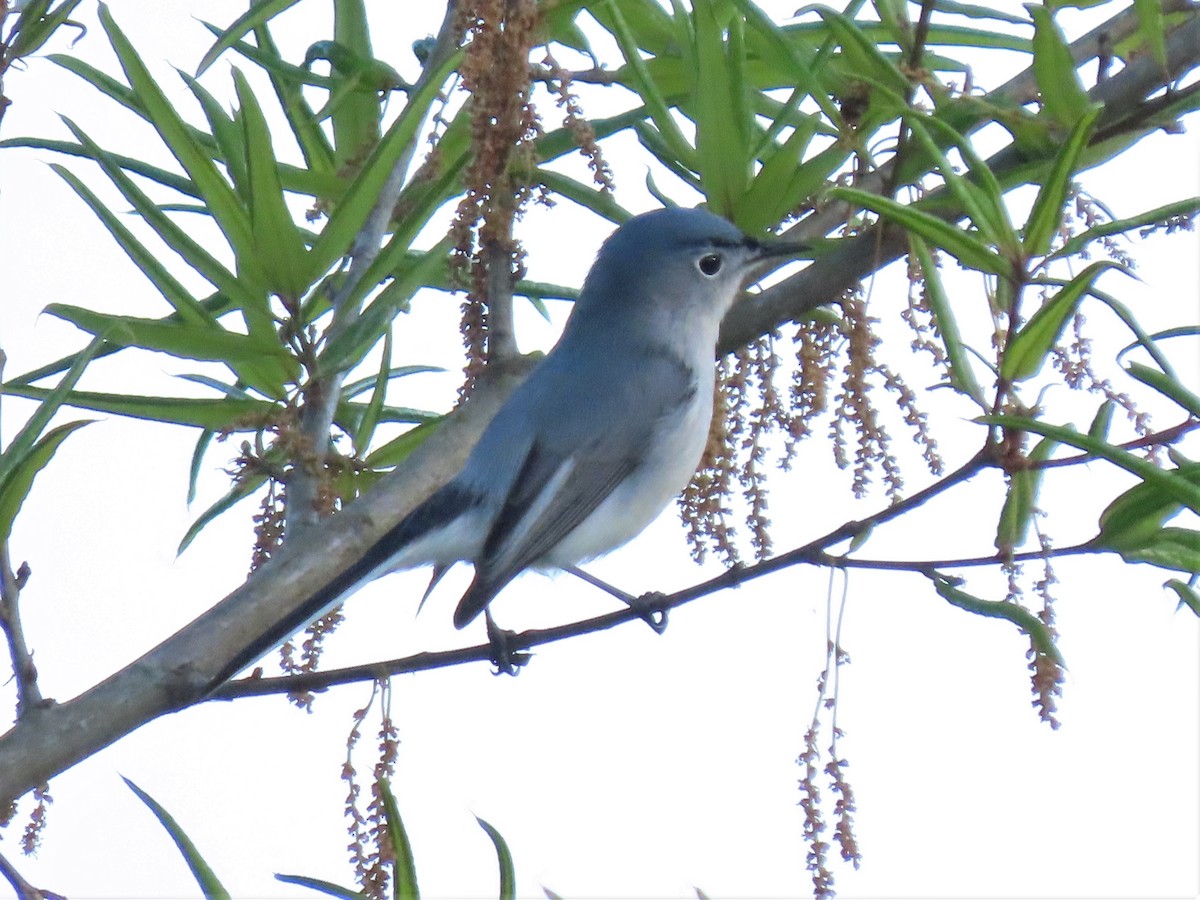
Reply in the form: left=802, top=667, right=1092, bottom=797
left=309, top=207, right=800, bottom=632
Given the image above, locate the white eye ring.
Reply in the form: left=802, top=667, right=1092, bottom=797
left=697, top=253, right=722, bottom=276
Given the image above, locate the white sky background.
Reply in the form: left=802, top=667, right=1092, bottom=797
left=1, top=1, right=1198, bottom=898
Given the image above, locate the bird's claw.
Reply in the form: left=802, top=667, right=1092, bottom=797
left=485, top=612, right=531, bottom=676
left=630, top=591, right=669, bottom=634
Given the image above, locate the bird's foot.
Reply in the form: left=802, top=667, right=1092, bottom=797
left=485, top=611, right=532, bottom=677
left=564, top=566, right=669, bottom=634
left=628, top=591, right=670, bottom=634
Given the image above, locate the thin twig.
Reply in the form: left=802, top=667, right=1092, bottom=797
left=0, top=847, right=57, bottom=900
left=286, top=2, right=464, bottom=536
left=210, top=448, right=996, bottom=700
left=0, top=348, right=44, bottom=717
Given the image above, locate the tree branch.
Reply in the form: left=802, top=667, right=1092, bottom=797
left=0, top=846, right=57, bottom=900
left=721, top=3, right=1200, bottom=350
left=286, top=3, right=464, bottom=536
left=0, top=348, right=44, bottom=718
left=210, top=447, right=996, bottom=699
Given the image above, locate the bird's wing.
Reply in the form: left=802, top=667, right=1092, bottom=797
left=448, top=345, right=696, bottom=628
left=451, top=439, right=640, bottom=628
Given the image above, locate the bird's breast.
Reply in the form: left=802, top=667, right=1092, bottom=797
left=543, top=362, right=714, bottom=566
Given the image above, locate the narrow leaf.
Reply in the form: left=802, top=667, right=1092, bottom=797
left=1001, top=261, right=1126, bottom=382
left=352, top=328, right=393, bottom=456
left=376, top=779, right=418, bottom=900
left=273, top=874, right=365, bottom=900
left=907, top=235, right=987, bottom=406
left=832, top=186, right=1013, bottom=277
left=932, top=575, right=1064, bottom=667
left=178, top=472, right=266, bottom=554
left=476, top=817, right=516, bottom=900
left=1165, top=579, right=1200, bottom=617
left=995, top=435, right=1057, bottom=553
left=0, top=383, right=276, bottom=431
left=1029, top=6, right=1090, bottom=128
left=123, top=777, right=230, bottom=899
left=1125, top=362, right=1200, bottom=417
left=1023, top=105, right=1101, bottom=257
left=979, top=415, right=1200, bottom=516
left=0, top=336, right=101, bottom=491
left=233, top=68, right=314, bottom=298
left=0, top=421, right=92, bottom=548
left=196, top=0, right=303, bottom=76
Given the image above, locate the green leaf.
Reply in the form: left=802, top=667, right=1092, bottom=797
left=45, top=305, right=277, bottom=365
left=0, top=134, right=198, bottom=196
left=1095, top=461, right=1200, bottom=552
left=327, top=0, right=383, bottom=169
left=376, top=779, right=418, bottom=900
left=123, top=777, right=230, bottom=899
left=476, top=817, right=516, bottom=900
left=1165, top=579, right=1200, bottom=617
left=740, top=139, right=847, bottom=235
left=536, top=170, right=634, bottom=225
left=195, top=0, right=303, bottom=76
left=45, top=304, right=295, bottom=396
left=178, top=472, right=266, bottom=554
left=99, top=5, right=254, bottom=262
left=233, top=68, right=314, bottom=299
left=1132, top=0, right=1168, bottom=72
left=995, top=435, right=1057, bottom=553
left=305, top=51, right=460, bottom=283
left=1124, top=362, right=1200, bottom=417
left=6, top=0, right=84, bottom=60
left=932, top=574, right=1064, bottom=666
left=249, top=20, right=336, bottom=180
left=907, top=235, right=987, bottom=406
left=352, top=328, right=393, bottom=456
left=186, top=428, right=216, bottom=505
left=831, top=186, right=1013, bottom=277
left=1001, top=261, right=1126, bottom=382
left=1050, top=197, right=1200, bottom=263
left=97, top=4, right=274, bottom=341
left=1029, top=6, right=1090, bottom=128
left=1087, top=400, right=1115, bottom=440
left=273, top=874, right=366, bottom=900
left=319, top=236, right=455, bottom=377
left=730, top=0, right=842, bottom=125
left=50, top=148, right=216, bottom=326
left=0, top=383, right=276, bottom=431
left=902, top=114, right=1015, bottom=252
left=0, top=336, right=101, bottom=492
left=1023, top=105, right=1101, bottom=257
left=1117, top=527, right=1200, bottom=573
left=363, top=419, right=442, bottom=470
left=0, top=420, right=92, bottom=548
left=693, top=0, right=750, bottom=217
left=980, top=416, right=1200, bottom=517
left=601, top=0, right=699, bottom=171
left=177, top=70, right=249, bottom=200
left=816, top=6, right=912, bottom=97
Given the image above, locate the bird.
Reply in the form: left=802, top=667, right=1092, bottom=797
left=224, top=207, right=802, bottom=682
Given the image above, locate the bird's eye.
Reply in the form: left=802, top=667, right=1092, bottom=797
left=697, top=253, right=722, bottom=276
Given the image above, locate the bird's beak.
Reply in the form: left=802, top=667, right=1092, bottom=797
left=752, top=238, right=810, bottom=263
